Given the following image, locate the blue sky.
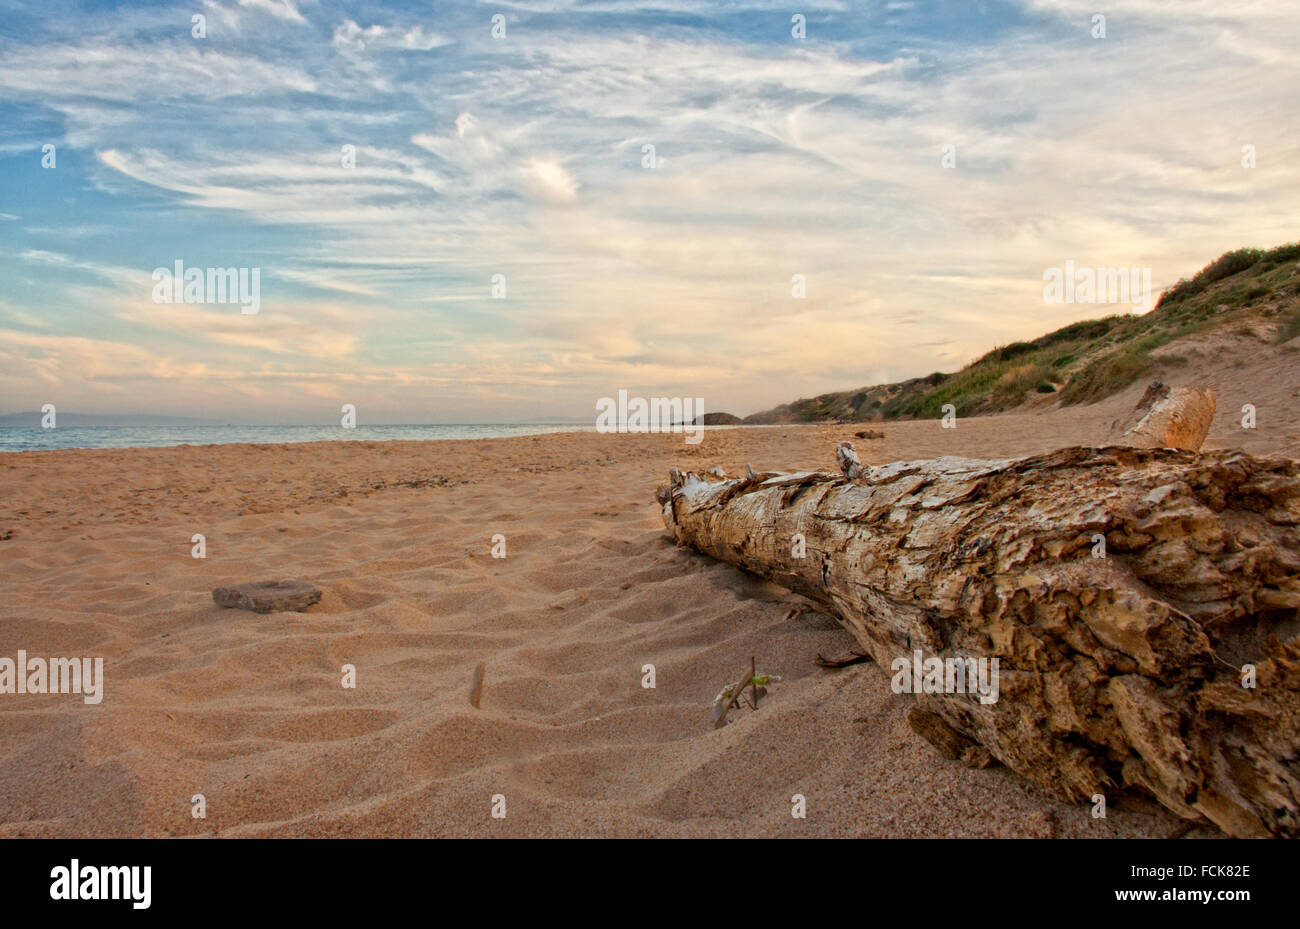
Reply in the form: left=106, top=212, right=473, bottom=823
left=1, top=0, right=1297, bottom=423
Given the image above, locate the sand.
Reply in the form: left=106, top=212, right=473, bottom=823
left=2, top=340, right=1297, bottom=838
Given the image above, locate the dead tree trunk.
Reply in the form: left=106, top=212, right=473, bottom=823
left=657, top=445, right=1300, bottom=837
left=1111, top=381, right=1216, bottom=451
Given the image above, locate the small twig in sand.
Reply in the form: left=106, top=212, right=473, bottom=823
left=713, top=661, right=753, bottom=730
left=815, top=651, right=873, bottom=669
left=469, top=661, right=486, bottom=709
left=712, top=656, right=782, bottom=728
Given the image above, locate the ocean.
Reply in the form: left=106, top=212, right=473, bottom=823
left=0, top=423, right=599, bottom=453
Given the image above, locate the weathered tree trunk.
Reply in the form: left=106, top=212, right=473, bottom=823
left=1111, top=381, right=1216, bottom=451
left=657, top=445, right=1300, bottom=837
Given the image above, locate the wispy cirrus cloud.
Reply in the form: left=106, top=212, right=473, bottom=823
left=0, top=42, right=317, bottom=102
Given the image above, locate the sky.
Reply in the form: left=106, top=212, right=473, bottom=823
left=0, top=0, right=1297, bottom=424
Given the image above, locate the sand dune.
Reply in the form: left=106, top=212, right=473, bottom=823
left=2, top=348, right=1297, bottom=837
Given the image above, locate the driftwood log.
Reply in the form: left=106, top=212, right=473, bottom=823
left=1111, top=380, right=1216, bottom=452
left=657, top=445, right=1300, bottom=837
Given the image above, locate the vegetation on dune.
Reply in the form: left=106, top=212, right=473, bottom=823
left=1157, top=243, right=1299, bottom=307
left=1057, top=240, right=1298, bottom=403
left=742, top=240, right=1300, bottom=424
left=1280, top=308, right=1300, bottom=346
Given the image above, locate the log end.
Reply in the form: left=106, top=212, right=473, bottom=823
left=1114, top=381, right=1216, bottom=452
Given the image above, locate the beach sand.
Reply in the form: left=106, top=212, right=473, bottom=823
left=2, top=347, right=1298, bottom=838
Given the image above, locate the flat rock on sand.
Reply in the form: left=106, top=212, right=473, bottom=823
left=212, top=580, right=321, bottom=613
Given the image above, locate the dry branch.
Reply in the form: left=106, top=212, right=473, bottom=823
left=658, top=444, right=1300, bottom=837
left=469, top=661, right=486, bottom=709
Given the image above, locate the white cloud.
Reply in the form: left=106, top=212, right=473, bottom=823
left=522, top=159, right=579, bottom=205
left=332, top=20, right=453, bottom=52
left=238, top=0, right=307, bottom=23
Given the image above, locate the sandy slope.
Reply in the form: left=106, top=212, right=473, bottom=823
left=1, top=342, right=1296, bottom=838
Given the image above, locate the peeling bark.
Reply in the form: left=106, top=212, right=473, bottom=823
left=658, top=445, right=1300, bottom=837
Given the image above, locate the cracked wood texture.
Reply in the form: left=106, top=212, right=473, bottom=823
left=657, top=445, right=1300, bottom=837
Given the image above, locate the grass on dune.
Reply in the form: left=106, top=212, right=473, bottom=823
left=749, top=240, right=1300, bottom=424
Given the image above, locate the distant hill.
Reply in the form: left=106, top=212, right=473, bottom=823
left=742, top=241, right=1300, bottom=424
left=0, top=412, right=223, bottom=427
left=680, top=412, right=744, bottom=425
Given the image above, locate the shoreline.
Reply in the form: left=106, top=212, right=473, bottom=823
left=0, top=422, right=790, bottom=455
